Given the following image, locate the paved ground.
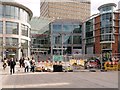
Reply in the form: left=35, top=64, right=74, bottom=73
left=0, top=62, right=119, bottom=88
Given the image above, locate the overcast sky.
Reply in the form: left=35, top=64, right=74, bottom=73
left=16, top=0, right=119, bottom=16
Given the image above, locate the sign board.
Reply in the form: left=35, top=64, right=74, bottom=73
left=53, top=55, right=63, bottom=61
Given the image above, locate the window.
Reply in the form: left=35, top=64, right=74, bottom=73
left=53, top=24, right=62, bottom=32
left=54, top=35, right=62, bottom=44
left=21, top=24, right=28, bottom=37
left=100, top=6, right=113, bottom=14
left=14, top=7, right=19, bottom=19
left=86, top=31, right=93, bottom=38
left=0, top=37, right=2, bottom=45
left=0, top=5, right=3, bottom=18
left=0, top=21, right=3, bottom=34
left=73, top=25, right=82, bottom=33
left=6, top=38, right=18, bottom=45
left=73, top=36, right=82, bottom=44
left=100, top=34, right=114, bottom=41
left=5, top=6, right=19, bottom=19
left=20, top=9, right=29, bottom=21
left=86, top=38, right=94, bottom=44
left=63, top=25, right=73, bottom=32
left=6, top=22, right=18, bottom=35
left=63, top=35, right=72, bottom=44
left=101, top=13, right=112, bottom=28
left=86, top=19, right=93, bottom=32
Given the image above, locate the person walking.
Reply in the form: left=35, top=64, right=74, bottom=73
left=24, top=57, right=31, bottom=72
left=19, top=57, right=23, bottom=68
left=8, top=58, right=16, bottom=75
left=3, top=58, right=7, bottom=70
left=30, top=57, right=35, bottom=72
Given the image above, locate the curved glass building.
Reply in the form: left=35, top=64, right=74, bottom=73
left=0, top=0, right=33, bottom=60
left=83, top=3, right=119, bottom=57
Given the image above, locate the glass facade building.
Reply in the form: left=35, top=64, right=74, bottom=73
left=30, top=18, right=82, bottom=61
left=0, top=1, right=33, bottom=60
left=51, top=19, right=82, bottom=55
left=83, top=3, right=120, bottom=55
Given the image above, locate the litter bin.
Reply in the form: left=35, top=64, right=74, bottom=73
left=53, top=65, right=63, bottom=72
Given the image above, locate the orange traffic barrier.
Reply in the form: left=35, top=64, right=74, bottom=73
left=104, top=61, right=119, bottom=71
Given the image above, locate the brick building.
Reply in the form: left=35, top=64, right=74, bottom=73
left=83, top=3, right=120, bottom=55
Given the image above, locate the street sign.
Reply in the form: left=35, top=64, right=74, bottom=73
left=53, top=55, right=63, bottom=61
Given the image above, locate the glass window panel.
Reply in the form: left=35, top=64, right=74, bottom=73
left=86, top=38, right=94, bottom=44
left=63, top=25, right=73, bottom=32
left=14, top=7, right=19, bottom=19
left=86, top=31, right=93, bottom=38
left=73, top=36, right=82, bottom=44
left=86, top=19, right=93, bottom=32
left=6, top=22, right=18, bottom=34
left=19, top=9, right=29, bottom=22
left=21, top=24, right=28, bottom=37
left=63, top=35, right=72, bottom=44
left=0, top=5, right=3, bottom=18
left=53, top=35, right=62, bottom=44
left=5, top=6, right=11, bottom=18
left=0, top=37, right=2, bottom=45
left=25, top=12, right=28, bottom=21
left=100, top=34, right=114, bottom=41
left=11, top=6, right=15, bottom=18
left=20, top=9, right=24, bottom=21
left=73, top=25, right=82, bottom=33
left=0, top=21, right=3, bottom=34
left=53, top=25, right=62, bottom=32
left=6, top=38, right=18, bottom=45
left=101, top=13, right=112, bottom=28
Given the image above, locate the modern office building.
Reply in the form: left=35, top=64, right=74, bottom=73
left=83, top=3, right=120, bottom=56
left=29, top=17, right=82, bottom=61
left=40, top=0, right=90, bottom=21
left=0, top=0, right=33, bottom=60
left=51, top=19, right=82, bottom=56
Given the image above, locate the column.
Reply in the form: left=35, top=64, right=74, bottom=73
left=18, top=38, right=21, bottom=60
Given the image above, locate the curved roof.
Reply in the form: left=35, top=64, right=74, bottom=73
left=0, top=1, right=33, bottom=19
left=98, top=3, right=116, bottom=11
left=29, top=17, right=54, bottom=31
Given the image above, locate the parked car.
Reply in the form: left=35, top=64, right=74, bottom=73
left=86, top=59, right=101, bottom=69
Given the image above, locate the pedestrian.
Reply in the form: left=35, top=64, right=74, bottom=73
left=8, top=58, right=16, bottom=75
left=24, top=57, right=31, bottom=72
left=22, top=57, right=25, bottom=67
left=27, top=57, right=31, bottom=70
left=3, top=58, right=7, bottom=70
left=19, top=57, right=23, bottom=68
left=30, top=57, right=36, bottom=72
